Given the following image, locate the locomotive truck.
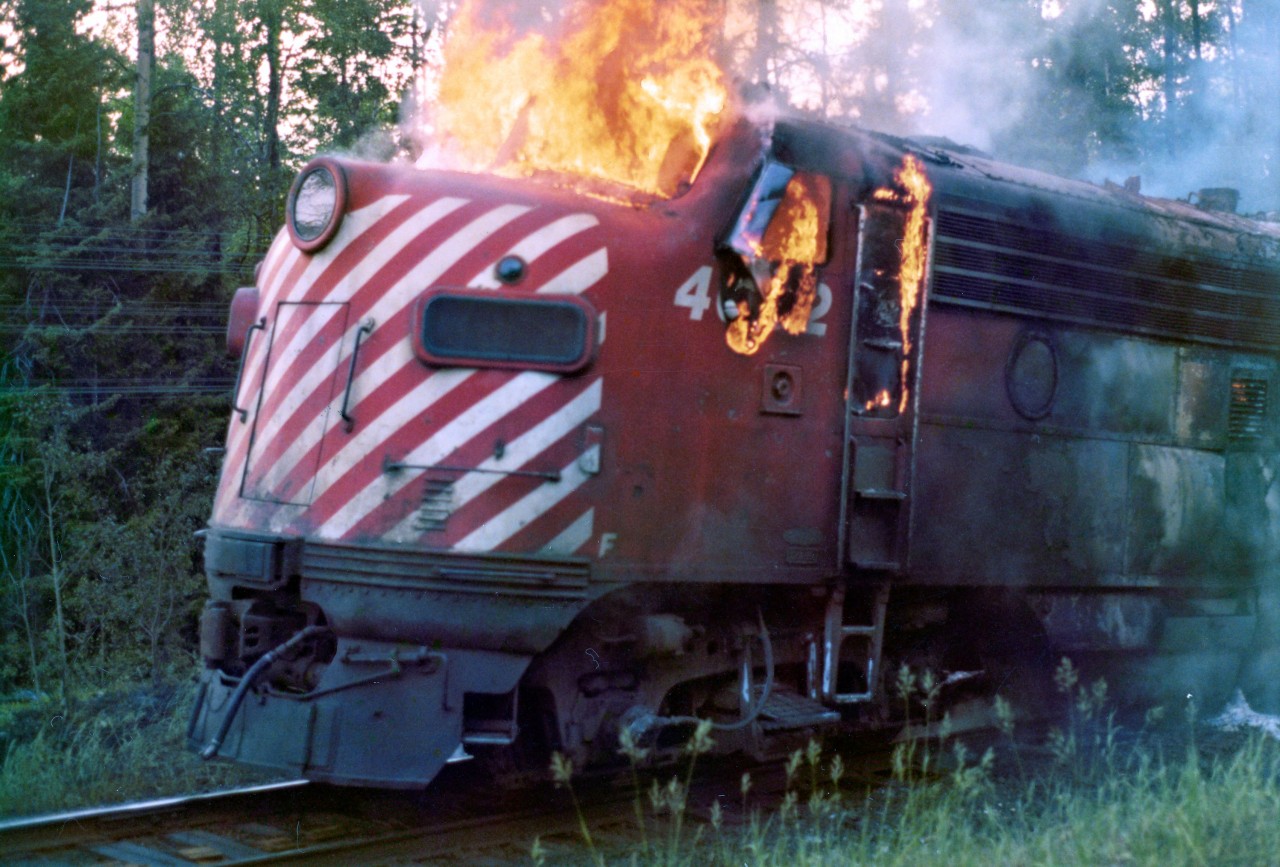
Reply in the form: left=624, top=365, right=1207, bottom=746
left=190, top=113, right=1280, bottom=787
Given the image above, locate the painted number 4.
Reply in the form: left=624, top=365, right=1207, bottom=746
left=673, top=266, right=831, bottom=337
left=673, top=266, right=713, bottom=320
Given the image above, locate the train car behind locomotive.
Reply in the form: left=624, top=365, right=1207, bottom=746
left=190, top=113, right=1280, bottom=788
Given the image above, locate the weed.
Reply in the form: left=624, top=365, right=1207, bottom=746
left=550, top=750, right=602, bottom=867
left=0, top=677, right=276, bottom=818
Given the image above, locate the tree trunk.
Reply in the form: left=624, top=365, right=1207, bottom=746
left=1159, top=0, right=1178, bottom=155
left=131, top=0, right=154, bottom=222
left=262, top=0, right=283, bottom=170
left=1190, top=0, right=1202, bottom=60
left=0, top=520, right=41, bottom=694
left=42, top=466, right=68, bottom=708
left=752, top=0, right=776, bottom=88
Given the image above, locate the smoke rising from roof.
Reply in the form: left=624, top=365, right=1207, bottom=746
left=875, top=0, right=1280, bottom=214
left=413, top=1, right=1280, bottom=213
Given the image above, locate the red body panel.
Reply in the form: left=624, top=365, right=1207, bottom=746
left=193, top=115, right=1280, bottom=790
left=212, top=130, right=852, bottom=582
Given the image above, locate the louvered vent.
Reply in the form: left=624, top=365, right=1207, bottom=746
left=414, top=479, right=454, bottom=532
left=931, top=196, right=1280, bottom=352
left=1229, top=378, right=1268, bottom=442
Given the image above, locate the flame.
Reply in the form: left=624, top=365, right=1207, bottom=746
left=871, top=154, right=931, bottom=412
left=726, top=172, right=831, bottom=355
left=895, top=156, right=930, bottom=356
left=865, top=389, right=893, bottom=411
left=426, top=0, right=730, bottom=200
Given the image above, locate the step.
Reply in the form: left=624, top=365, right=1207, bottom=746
left=757, top=690, right=840, bottom=732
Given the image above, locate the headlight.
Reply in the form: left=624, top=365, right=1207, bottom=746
left=287, top=159, right=346, bottom=251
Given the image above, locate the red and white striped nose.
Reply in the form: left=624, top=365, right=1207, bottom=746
left=214, top=172, right=610, bottom=559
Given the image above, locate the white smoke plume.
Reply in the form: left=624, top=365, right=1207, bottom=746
left=407, top=1, right=1279, bottom=212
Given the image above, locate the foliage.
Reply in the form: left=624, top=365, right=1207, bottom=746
left=0, top=679, right=279, bottom=818
left=539, top=671, right=1280, bottom=866
left=0, top=0, right=413, bottom=702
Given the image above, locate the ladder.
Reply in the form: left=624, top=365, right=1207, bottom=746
left=817, top=583, right=889, bottom=704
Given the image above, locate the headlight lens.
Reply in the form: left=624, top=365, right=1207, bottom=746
left=287, top=160, right=346, bottom=251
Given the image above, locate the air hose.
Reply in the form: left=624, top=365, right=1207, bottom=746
left=200, top=625, right=326, bottom=760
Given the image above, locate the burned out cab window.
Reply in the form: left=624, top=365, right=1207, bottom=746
left=721, top=160, right=832, bottom=356
left=415, top=290, right=595, bottom=373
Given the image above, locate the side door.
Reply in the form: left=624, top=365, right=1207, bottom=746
left=841, top=200, right=931, bottom=572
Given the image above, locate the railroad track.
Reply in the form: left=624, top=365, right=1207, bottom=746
left=0, top=759, right=680, bottom=865
left=0, top=741, right=895, bottom=866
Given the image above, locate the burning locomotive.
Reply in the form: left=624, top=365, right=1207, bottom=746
left=189, top=108, right=1280, bottom=787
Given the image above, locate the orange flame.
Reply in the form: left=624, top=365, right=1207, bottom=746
left=895, top=156, right=930, bottom=357
left=865, top=389, right=893, bottom=411
left=872, top=154, right=931, bottom=412
left=726, top=172, right=831, bottom=355
left=425, top=0, right=730, bottom=200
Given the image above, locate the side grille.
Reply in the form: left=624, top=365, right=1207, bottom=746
left=301, top=541, right=590, bottom=602
left=932, top=197, right=1280, bottom=352
left=1229, top=377, right=1268, bottom=442
left=414, top=479, right=453, bottom=533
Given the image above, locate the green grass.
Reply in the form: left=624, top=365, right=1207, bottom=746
left=0, top=676, right=281, bottom=819
left=799, top=734, right=1280, bottom=866
left=540, top=731, right=1280, bottom=866
left=6, top=661, right=1280, bottom=867
left=544, top=662, right=1280, bottom=866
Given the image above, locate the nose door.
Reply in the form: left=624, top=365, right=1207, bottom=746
left=241, top=301, right=351, bottom=505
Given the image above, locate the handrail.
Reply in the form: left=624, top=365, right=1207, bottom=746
left=340, top=319, right=375, bottom=432
left=231, top=317, right=266, bottom=423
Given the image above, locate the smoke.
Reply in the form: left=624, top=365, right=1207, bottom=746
left=898, top=0, right=1280, bottom=214
left=908, top=3, right=1057, bottom=153
left=408, top=1, right=1280, bottom=213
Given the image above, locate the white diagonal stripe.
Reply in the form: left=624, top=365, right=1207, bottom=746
left=257, top=230, right=296, bottom=293
left=536, top=249, right=609, bottom=295
left=244, top=198, right=470, bottom=463
left=221, top=238, right=299, bottom=469
left=316, top=370, right=559, bottom=538
left=384, top=378, right=603, bottom=540
left=223, top=196, right=418, bottom=465
left=541, top=508, right=594, bottom=555
left=340, top=203, right=536, bottom=405
left=452, top=452, right=597, bottom=552
left=304, top=366, right=472, bottom=508
left=282, top=195, right=413, bottom=304
left=260, top=197, right=465, bottom=407
left=261, top=203, right=532, bottom=496
left=468, top=213, right=600, bottom=288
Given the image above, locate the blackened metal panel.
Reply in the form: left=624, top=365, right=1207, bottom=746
left=1175, top=352, right=1229, bottom=450
left=930, top=193, right=1280, bottom=352
left=1125, top=445, right=1227, bottom=578
left=1050, top=332, right=1176, bottom=440
left=918, top=309, right=1179, bottom=441
left=910, top=425, right=1129, bottom=586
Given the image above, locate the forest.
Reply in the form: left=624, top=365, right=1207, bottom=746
left=0, top=0, right=1276, bottom=717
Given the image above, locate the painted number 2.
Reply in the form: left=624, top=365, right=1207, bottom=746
left=673, top=267, right=831, bottom=338
left=806, top=282, right=833, bottom=336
